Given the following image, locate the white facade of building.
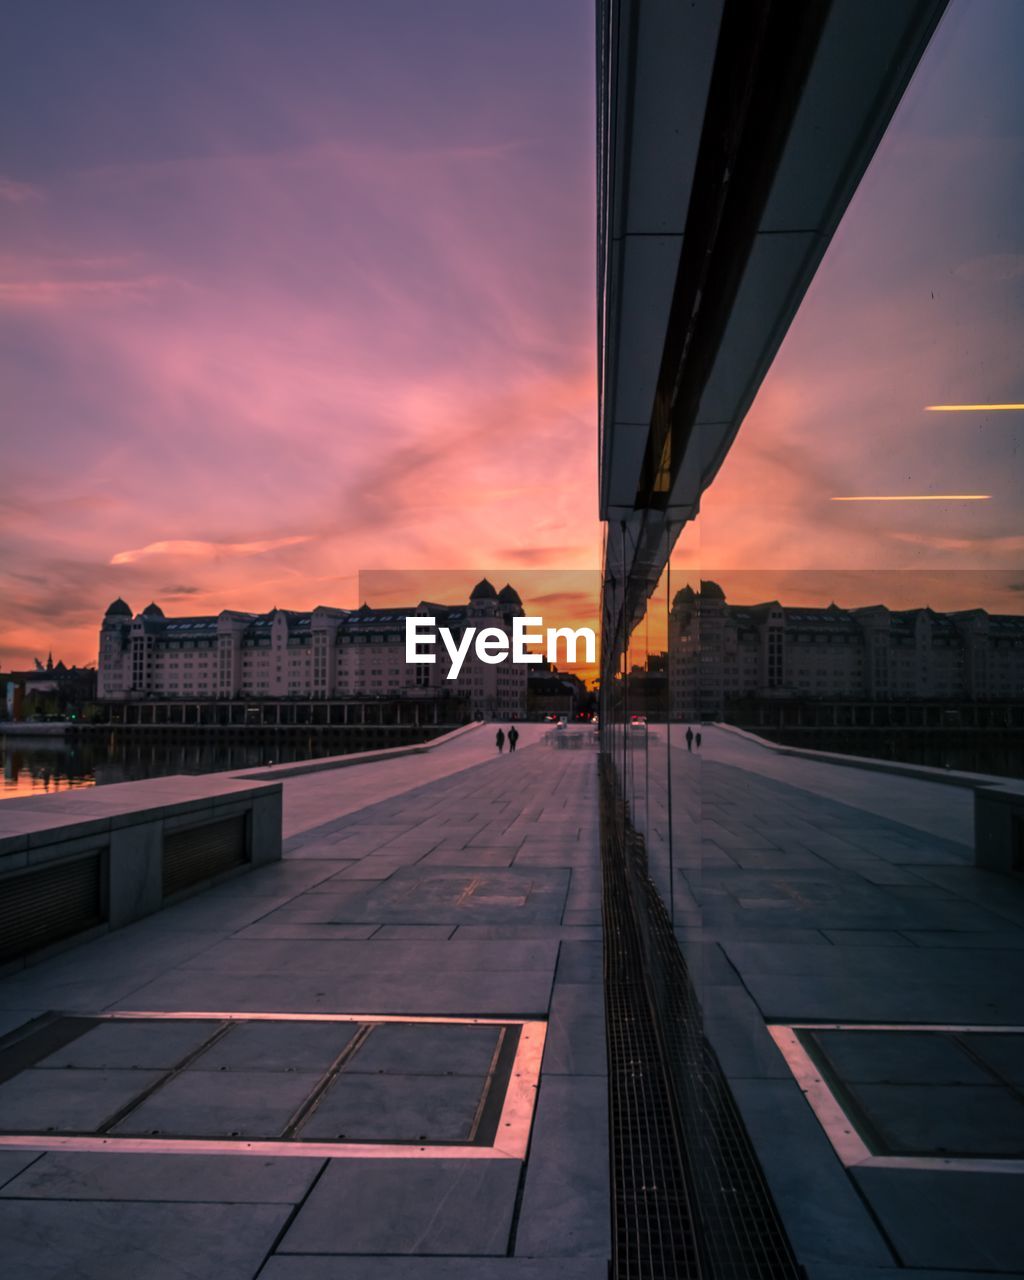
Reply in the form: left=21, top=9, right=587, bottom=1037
left=98, top=579, right=528, bottom=721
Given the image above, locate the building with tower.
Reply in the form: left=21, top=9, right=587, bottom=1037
left=98, top=579, right=528, bottom=721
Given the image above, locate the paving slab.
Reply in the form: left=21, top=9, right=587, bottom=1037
left=810, top=1029, right=994, bottom=1086
left=111, top=969, right=556, bottom=1016
left=111, top=1069, right=321, bottom=1138
left=191, top=1018, right=360, bottom=1072
left=722, top=942, right=1024, bottom=1024
left=821, top=929, right=911, bottom=947
left=0, top=1199, right=290, bottom=1279
left=515, top=1075, right=610, bottom=1259
left=562, top=909, right=601, bottom=926
left=420, top=847, right=517, bottom=866
left=176, top=937, right=559, bottom=976
left=317, top=867, right=571, bottom=926
left=0, top=1149, right=41, bottom=1189
left=703, top=984, right=792, bottom=1080
left=349, top=1021, right=503, bottom=1075
left=261, top=1261, right=609, bottom=1279
left=233, top=921, right=379, bottom=940
left=847, top=1081, right=1024, bottom=1156
left=0, top=1068, right=164, bottom=1133
left=372, top=923, right=456, bottom=938
left=729, top=1077, right=892, bottom=1268
left=300, top=1071, right=487, bottom=1141
left=853, top=1168, right=1024, bottom=1272
left=0, top=1149, right=323, bottom=1202
left=279, top=1158, right=520, bottom=1255
left=0, top=1011, right=41, bottom=1039
left=453, top=924, right=602, bottom=941
left=38, top=1018, right=218, bottom=1070
left=554, top=940, right=603, bottom=984
left=961, top=1030, right=1024, bottom=1084
left=542, top=984, right=606, bottom=1076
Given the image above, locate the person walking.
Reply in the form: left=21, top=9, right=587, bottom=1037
left=508, top=724, right=519, bottom=753
left=695, top=730, right=702, bottom=750
left=496, top=728, right=506, bottom=754
left=685, top=726, right=694, bottom=752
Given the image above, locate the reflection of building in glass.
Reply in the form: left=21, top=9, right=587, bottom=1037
left=98, top=579, right=527, bottom=721
left=526, top=664, right=589, bottom=720
left=622, top=654, right=668, bottom=721
left=670, top=581, right=1024, bottom=721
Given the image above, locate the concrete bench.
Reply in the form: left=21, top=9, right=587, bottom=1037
left=0, top=775, right=282, bottom=970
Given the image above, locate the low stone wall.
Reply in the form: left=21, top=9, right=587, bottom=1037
left=233, top=720, right=484, bottom=780
left=0, top=775, right=282, bottom=971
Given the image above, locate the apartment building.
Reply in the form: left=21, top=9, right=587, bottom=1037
left=98, top=579, right=527, bottom=721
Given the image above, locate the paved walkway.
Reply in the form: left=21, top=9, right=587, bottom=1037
left=2, top=720, right=1021, bottom=1277
left=0, top=734, right=607, bottom=1279
left=279, top=721, right=552, bottom=839
left=664, top=726, right=1024, bottom=1279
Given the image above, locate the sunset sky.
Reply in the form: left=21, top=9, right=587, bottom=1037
left=2, top=0, right=1023, bottom=671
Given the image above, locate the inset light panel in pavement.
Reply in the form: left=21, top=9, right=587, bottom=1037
left=769, top=1023, right=1024, bottom=1173
left=0, top=1011, right=545, bottom=1160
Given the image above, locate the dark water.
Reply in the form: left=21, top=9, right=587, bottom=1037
left=0, top=728, right=440, bottom=801
left=754, top=728, right=1024, bottom=781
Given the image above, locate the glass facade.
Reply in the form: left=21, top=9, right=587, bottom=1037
left=597, top=3, right=1024, bottom=1273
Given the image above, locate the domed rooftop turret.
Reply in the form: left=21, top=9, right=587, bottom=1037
left=104, top=598, right=132, bottom=618
left=141, top=602, right=164, bottom=618
left=497, top=583, right=521, bottom=605
left=674, top=584, right=696, bottom=603
left=699, top=579, right=725, bottom=600
left=470, top=577, right=498, bottom=601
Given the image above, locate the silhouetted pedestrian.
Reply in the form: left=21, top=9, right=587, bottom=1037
left=508, top=725, right=519, bottom=753
left=496, top=728, right=506, bottom=753
left=685, top=726, right=694, bottom=752
left=695, top=730, right=702, bottom=750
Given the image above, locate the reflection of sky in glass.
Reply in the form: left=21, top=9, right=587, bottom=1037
left=692, top=0, right=1024, bottom=592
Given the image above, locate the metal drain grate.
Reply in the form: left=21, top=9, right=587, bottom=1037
left=600, top=756, right=801, bottom=1280
left=604, top=843, right=702, bottom=1278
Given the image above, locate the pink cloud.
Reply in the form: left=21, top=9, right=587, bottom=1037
left=110, top=535, right=314, bottom=565
left=0, top=176, right=42, bottom=204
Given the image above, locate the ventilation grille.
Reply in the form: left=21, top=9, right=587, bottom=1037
left=0, top=854, right=104, bottom=964
left=163, top=815, right=248, bottom=897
